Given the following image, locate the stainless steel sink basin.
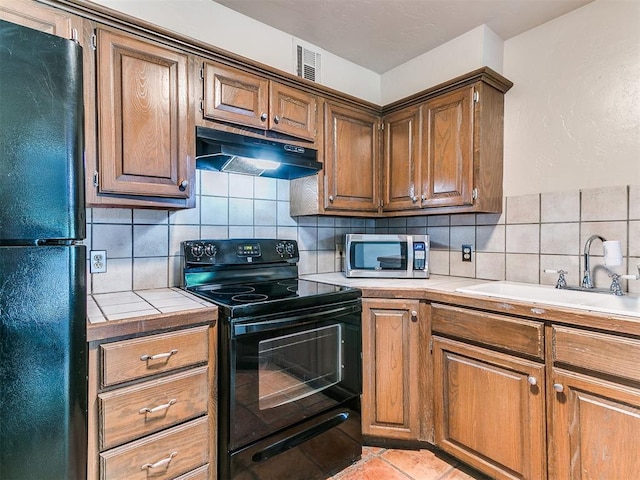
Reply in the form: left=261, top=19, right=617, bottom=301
left=456, top=281, right=640, bottom=318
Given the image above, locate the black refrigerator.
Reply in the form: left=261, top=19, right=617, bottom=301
left=0, top=19, right=87, bottom=479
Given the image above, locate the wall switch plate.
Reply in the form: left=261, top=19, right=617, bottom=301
left=462, top=245, right=472, bottom=262
left=90, top=250, right=107, bottom=273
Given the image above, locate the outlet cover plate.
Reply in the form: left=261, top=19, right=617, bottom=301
left=90, top=250, right=107, bottom=273
left=462, top=245, right=472, bottom=262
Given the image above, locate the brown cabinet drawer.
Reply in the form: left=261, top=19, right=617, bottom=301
left=552, top=326, right=640, bottom=383
left=431, top=303, right=544, bottom=359
left=99, top=366, right=208, bottom=450
left=175, top=464, right=209, bottom=480
left=99, top=416, right=209, bottom=480
left=101, top=326, right=209, bottom=387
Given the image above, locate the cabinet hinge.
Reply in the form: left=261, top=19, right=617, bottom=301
left=71, top=28, right=78, bottom=43
left=200, top=67, right=204, bottom=80
left=90, top=33, right=97, bottom=51
left=429, top=337, right=433, bottom=354
left=199, top=100, right=204, bottom=112
left=473, top=90, right=480, bottom=103
left=93, top=171, right=99, bottom=188
left=472, top=187, right=478, bottom=200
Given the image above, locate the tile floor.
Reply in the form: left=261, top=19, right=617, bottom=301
left=330, top=446, right=491, bottom=480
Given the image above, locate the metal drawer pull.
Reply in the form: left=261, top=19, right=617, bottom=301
left=140, top=349, right=178, bottom=362
left=139, top=398, right=177, bottom=415
left=141, top=451, right=178, bottom=471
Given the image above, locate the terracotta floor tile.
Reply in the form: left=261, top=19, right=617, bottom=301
left=333, top=456, right=410, bottom=480
left=380, top=449, right=454, bottom=479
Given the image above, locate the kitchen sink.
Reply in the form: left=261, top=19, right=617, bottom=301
left=456, top=281, right=640, bottom=318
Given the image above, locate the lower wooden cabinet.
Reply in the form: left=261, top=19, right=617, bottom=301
left=361, top=298, right=431, bottom=443
left=88, top=323, right=216, bottom=480
left=548, top=368, right=640, bottom=480
left=432, top=336, right=547, bottom=480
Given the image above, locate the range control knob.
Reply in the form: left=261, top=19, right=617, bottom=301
left=285, top=242, right=296, bottom=256
left=204, top=244, right=217, bottom=257
left=190, top=244, right=204, bottom=258
left=275, top=242, right=286, bottom=257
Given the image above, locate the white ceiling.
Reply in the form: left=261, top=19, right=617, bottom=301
left=213, top=0, right=594, bottom=73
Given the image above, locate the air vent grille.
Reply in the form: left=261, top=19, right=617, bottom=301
left=296, top=44, right=320, bottom=82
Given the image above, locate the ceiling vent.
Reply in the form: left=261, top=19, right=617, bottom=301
left=295, top=44, right=320, bottom=82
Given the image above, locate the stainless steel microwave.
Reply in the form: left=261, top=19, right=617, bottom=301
left=344, top=234, right=429, bottom=278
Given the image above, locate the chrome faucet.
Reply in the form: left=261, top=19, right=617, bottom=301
left=582, top=235, right=606, bottom=289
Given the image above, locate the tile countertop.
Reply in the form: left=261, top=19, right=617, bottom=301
left=302, top=273, right=640, bottom=336
left=87, top=288, right=217, bottom=343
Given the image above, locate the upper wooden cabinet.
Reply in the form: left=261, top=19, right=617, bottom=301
left=382, top=72, right=511, bottom=215
left=202, top=62, right=317, bottom=142
left=323, top=102, right=381, bottom=213
left=0, top=0, right=79, bottom=38
left=382, top=105, right=421, bottom=212
left=89, top=27, right=195, bottom=208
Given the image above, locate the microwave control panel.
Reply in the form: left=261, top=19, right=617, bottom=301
left=413, top=242, right=427, bottom=270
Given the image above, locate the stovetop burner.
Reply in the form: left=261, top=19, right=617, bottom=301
left=231, top=293, right=269, bottom=303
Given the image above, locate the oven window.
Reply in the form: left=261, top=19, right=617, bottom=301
left=258, top=324, right=342, bottom=410
left=351, top=242, right=407, bottom=270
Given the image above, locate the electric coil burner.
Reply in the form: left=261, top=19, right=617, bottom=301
left=182, top=239, right=363, bottom=479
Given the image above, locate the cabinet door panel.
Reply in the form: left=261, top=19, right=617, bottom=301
left=362, top=299, right=421, bottom=440
left=203, top=62, right=268, bottom=128
left=97, top=28, right=191, bottom=199
left=422, top=86, right=474, bottom=207
left=324, top=102, right=380, bottom=212
left=549, top=368, right=640, bottom=480
left=382, top=106, right=421, bottom=211
left=0, top=0, right=75, bottom=38
left=269, top=82, right=316, bottom=141
left=433, top=336, right=546, bottom=480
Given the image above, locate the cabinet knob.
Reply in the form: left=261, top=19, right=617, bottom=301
left=260, top=112, right=268, bottom=122
left=527, top=376, right=538, bottom=386
left=553, top=383, right=564, bottom=393
left=273, top=115, right=280, bottom=124
left=179, top=180, right=189, bottom=191
left=412, top=195, right=418, bottom=202
left=328, top=195, right=334, bottom=202
left=410, top=310, right=418, bottom=322
left=421, top=194, right=427, bottom=201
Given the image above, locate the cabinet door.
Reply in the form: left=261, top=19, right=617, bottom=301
left=0, top=0, right=78, bottom=38
left=269, top=81, right=317, bottom=141
left=202, top=62, right=269, bottom=129
left=382, top=106, right=422, bottom=212
left=549, top=368, right=640, bottom=480
left=96, top=27, right=192, bottom=199
left=324, top=102, right=380, bottom=213
left=422, top=86, right=474, bottom=208
left=433, top=336, right=546, bottom=480
left=361, top=299, right=423, bottom=440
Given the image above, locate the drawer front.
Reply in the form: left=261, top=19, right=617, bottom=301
left=175, top=464, right=209, bottom=480
left=99, top=366, right=208, bottom=450
left=101, top=326, right=209, bottom=387
left=432, top=303, right=544, bottom=359
left=552, top=326, right=640, bottom=383
left=100, top=416, right=209, bottom=480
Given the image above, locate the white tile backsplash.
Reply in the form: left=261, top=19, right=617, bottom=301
left=87, top=182, right=639, bottom=294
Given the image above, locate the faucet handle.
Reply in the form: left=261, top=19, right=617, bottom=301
left=609, top=273, right=624, bottom=296
left=544, top=269, right=568, bottom=289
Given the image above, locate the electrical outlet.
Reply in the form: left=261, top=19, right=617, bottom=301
left=462, top=245, right=472, bottom=262
left=90, top=250, right=107, bottom=273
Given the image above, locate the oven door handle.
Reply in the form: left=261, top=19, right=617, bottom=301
left=233, top=303, right=360, bottom=336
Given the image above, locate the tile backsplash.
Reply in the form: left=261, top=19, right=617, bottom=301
left=86, top=176, right=639, bottom=295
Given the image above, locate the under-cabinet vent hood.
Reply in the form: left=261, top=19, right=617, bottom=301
left=195, top=127, right=321, bottom=179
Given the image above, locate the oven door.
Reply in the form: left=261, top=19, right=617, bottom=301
left=228, top=301, right=362, bottom=452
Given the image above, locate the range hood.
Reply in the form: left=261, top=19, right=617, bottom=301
left=195, top=126, right=321, bottom=179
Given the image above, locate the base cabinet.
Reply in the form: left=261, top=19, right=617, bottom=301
left=361, top=298, right=431, bottom=443
left=433, top=336, right=547, bottom=480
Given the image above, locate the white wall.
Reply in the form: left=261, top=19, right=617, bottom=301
left=380, top=25, right=504, bottom=104
left=90, top=0, right=381, bottom=103
left=502, top=0, right=640, bottom=195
